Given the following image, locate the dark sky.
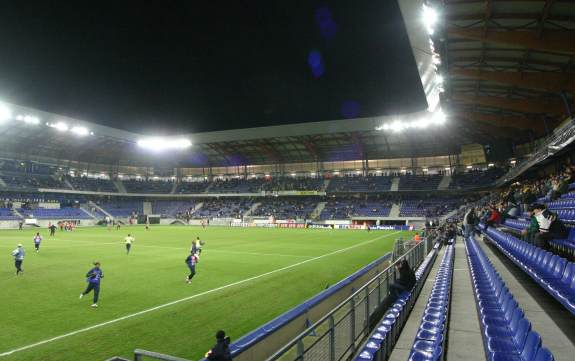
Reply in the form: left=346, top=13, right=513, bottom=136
left=0, top=1, right=427, bottom=134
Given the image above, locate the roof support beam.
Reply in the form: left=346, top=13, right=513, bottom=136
left=453, top=110, right=545, bottom=132
left=450, top=68, right=575, bottom=92
left=451, top=93, right=566, bottom=115
left=447, top=28, right=575, bottom=53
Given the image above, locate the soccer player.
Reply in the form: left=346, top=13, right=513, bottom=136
left=191, top=238, right=198, bottom=254
left=33, top=232, right=42, bottom=252
left=184, top=252, right=198, bottom=284
left=125, top=233, right=135, bottom=254
left=80, top=261, right=104, bottom=307
left=49, top=223, right=57, bottom=236
left=196, top=236, right=204, bottom=254
left=116, top=221, right=121, bottom=230
left=12, top=244, right=25, bottom=275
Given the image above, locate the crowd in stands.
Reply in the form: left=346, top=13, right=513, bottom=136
left=2, top=173, right=65, bottom=189
left=328, top=175, right=392, bottom=192
left=449, top=167, right=505, bottom=189
left=261, top=177, right=324, bottom=192
left=398, top=174, right=442, bottom=191
left=123, top=179, right=175, bottom=193
left=175, top=181, right=210, bottom=194
left=193, top=199, right=253, bottom=219
left=209, top=178, right=265, bottom=193
left=463, top=162, right=575, bottom=256
left=252, top=198, right=317, bottom=219
left=319, top=198, right=393, bottom=220
left=399, top=199, right=460, bottom=218
left=152, top=200, right=196, bottom=219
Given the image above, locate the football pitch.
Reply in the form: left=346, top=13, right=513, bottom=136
left=0, top=225, right=411, bottom=361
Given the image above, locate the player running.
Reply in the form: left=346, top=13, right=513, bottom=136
left=185, top=252, right=199, bottom=284
left=33, top=232, right=42, bottom=253
left=196, top=236, right=204, bottom=254
left=12, top=244, right=25, bottom=275
left=125, top=233, right=135, bottom=254
left=80, top=261, right=104, bottom=307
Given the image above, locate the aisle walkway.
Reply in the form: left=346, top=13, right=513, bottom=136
left=477, top=236, right=575, bottom=361
left=446, top=240, right=485, bottom=361
left=388, top=247, right=445, bottom=360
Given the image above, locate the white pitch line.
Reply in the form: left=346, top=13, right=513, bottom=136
left=0, top=231, right=399, bottom=358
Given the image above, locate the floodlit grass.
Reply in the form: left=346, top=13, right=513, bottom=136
left=0, top=225, right=411, bottom=361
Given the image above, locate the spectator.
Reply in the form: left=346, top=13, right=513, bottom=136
left=389, top=259, right=416, bottom=301
left=531, top=203, right=568, bottom=250
left=485, top=206, right=501, bottom=229
left=205, top=330, right=232, bottom=361
left=521, top=206, right=539, bottom=245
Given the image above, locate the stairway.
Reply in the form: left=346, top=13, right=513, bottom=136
left=89, top=201, right=113, bottom=219
left=113, top=180, right=127, bottom=193
left=310, top=201, right=326, bottom=220
left=79, top=206, right=97, bottom=219
left=204, top=181, right=215, bottom=193
left=389, top=203, right=401, bottom=218
left=143, top=201, right=152, bottom=215
left=191, top=202, right=204, bottom=215
left=12, top=208, right=24, bottom=219
left=438, top=175, right=452, bottom=190
left=243, top=202, right=261, bottom=217
left=390, top=177, right=400, bottom=191
left=0, top=174, right=7, bottom=188
left=170, top=182, right=178, bottom=194
left=63, top=178, right=75, bottom=190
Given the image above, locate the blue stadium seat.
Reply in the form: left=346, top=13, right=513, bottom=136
left=464, top=235, right=555, bottom=361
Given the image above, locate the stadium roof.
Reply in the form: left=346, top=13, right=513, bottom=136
left=2, top=0, right=572, bottom=168
left=441, top=0, right=575, bottom=138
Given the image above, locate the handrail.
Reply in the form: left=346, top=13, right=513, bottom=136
left=134, top=349, right=193, bottom=361
left=266, top=240, right=427, bottom=360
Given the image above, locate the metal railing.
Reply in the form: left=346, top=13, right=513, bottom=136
left=266, top=240, right=428, bottom=361
left=134, top=349, right=192, bottom=361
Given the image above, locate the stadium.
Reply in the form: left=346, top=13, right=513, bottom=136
left=1, top=1, right=575, bottom=361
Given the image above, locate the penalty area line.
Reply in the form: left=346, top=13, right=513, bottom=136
left=0, top=230, right=399, bottom=357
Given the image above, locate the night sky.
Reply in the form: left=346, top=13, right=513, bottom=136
left=0, top=1, right=427, bottom=134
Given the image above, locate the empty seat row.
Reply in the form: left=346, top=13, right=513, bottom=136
left=408, top=245, right=454, bottom=361
left=504, top=219, right=529, bottom=232
left=465, top=236, right=554, bottom=361
left=355, top=245, right=439, bottom=360
left=481, top=226, right=575, bottom=316
left=547, top=199, right=575, bottom=210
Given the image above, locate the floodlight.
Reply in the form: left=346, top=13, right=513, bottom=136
left=23, top=115, right=40, bottom=125
left=0, top=103, right=12, bottom=122
left=49, top=122, right=69, bottom=132
left=137, top=137, right=192, bottom=151
left=422, top=5, right=438, bottom=35
left=71, top=126, right=89, bottom=136
left=466, top=165, right=473, bottom=169
left=436, top=75, right=444, bottom=84
left=488, top=163, right=495, bottom=167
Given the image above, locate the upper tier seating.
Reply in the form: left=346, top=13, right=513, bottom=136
left=66, top=176, right=117, bottom=192
left=175, top=181, right=210, bottom=194
left=123, top=179, right=174, bottom=194
left=465, top=235, right=554, bottom=361
left=481, top=225, right=575, bottom=316
left=209, top=179, right=265, bottom=193
left=2, top=173, right=65, bottom=189
left=261, top=177, right=324, bottom=192
left=327, top=175, right=392, bottom=192
left=408, top=245, right=454, bottom=361
left=398, top=175, right=442, bottom=191
left=449, top=168, right=506, bottom=189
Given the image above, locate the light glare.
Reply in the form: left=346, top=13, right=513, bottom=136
left=137, top=137, right=192, bottom=151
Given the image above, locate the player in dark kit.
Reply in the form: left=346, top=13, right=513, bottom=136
left=185, top=252, right=199, bottom=284
left=49, top=223, right=57, bottom=236
left=80, top=262, right=104, bottom=307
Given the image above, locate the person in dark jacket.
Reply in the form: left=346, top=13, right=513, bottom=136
left=389, top=259, right=416, bottom=301
left=205, top=330, right=232, bottom=361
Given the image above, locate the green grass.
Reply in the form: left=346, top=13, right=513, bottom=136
left=0, top=225, right=411, bottom=361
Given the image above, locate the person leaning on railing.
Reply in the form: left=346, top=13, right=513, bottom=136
left=389, top=259, right=416, bottom=302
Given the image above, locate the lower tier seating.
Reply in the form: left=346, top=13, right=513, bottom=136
left=465, top=235, right=554, bottom=361
left=408, top=244, right=454, bottom=361
left=480, top=226, right=575, bottom=315
left=354, top=244, right=439, bottom=360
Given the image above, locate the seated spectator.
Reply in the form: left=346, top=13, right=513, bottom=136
left=389, top=259, right=416, bottom=301
left=521, top=206, right=539, bottom=245
left=531, top=203, right=568, bottom=250
left=485, top=205, right=501, bottom=228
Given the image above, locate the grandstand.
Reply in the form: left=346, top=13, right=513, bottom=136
left=0, top=0, right=574, bottom=361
